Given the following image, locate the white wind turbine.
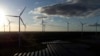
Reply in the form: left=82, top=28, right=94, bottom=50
left=62, top=19, right=70, bottom=32
left=95, top=22, right=98, bottom=32
left=7, top=7, right=26, bottom=32
left=88, top=21, right=100, bottom=34
left=88, top=22, right=100, bottom=37
left=79, top=21, right=86, bottom=38
left=4, top=24, right=5, bottom=32
left=7, top=19, right=12, bottom=32
left=0, top=24, right=6, bottom=32
left=3, top=24, right=8, bottom=32
left=79, top=21, right=86, bottom=32
left=6, top=7, right=26, bottom=48
left=37, top=16, right=47, bottom=32
left=66, top=21, right=70, bottom=32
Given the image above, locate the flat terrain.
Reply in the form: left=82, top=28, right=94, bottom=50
left=13, top=41, right=97, bottom=56
left=0, top=32, right=100, bottom=56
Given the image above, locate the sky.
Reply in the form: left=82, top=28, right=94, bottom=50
left=0, top=0, right=100, bottom=32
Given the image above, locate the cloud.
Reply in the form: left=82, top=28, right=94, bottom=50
left=66, top=0, right=100, bottom=5
left=32, top=16, right=41, bottom=24
left=66, top=0, right=79, bottom=4
left=30, top=0, right=100, bottom=18
left=29, top=7, right=44, bottom=15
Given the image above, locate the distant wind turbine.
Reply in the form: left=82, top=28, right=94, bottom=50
left=7, top=7, right=26, bottom=32
left=79, top=21, right=86, bottom=32
left=79, top=21, right=86, bottom=38
left=4, top=24, right=5, bottom=32
left=0, top=24, right=6, bottom=32
left=7, top=19, right=11, bottom=32
left=88, top=22, right=100, bottom=37
left=37, top=16, right=47, bottom=32
left=3, top=24, right=8, bottom=32
left=66, top=22, right=70, bottom=32
left=95, top=22, right=98, bottom=32
left=88, top=22, right=100, bottom=32
left=62, top=19, right=70, bottom=32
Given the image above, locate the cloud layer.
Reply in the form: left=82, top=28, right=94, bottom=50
left=31, top=0, right=100, bottom=17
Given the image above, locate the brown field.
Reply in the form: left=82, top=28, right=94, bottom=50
left=0, top=32, right=100, bottom=56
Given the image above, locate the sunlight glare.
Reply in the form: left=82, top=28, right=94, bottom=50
left=0, top=8, right=8, bottom=26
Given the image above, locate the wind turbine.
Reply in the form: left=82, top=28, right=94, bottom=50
left=6, top=7, right=26, bottom=48
left=79, top=21, right=86, bottom=32
left=95, top=22, right=98, bottom=32
left=3, top=24, right=8, bottom=32
left=7, top=19, right=11, bottom=32
left=7, top=7, right=26, bottom=32
left=0, top=24, right=5, bottom=32
left=4, top=24, right=5, bottom=32
left=88, top=22, right=100, bottom=38
left=37, top=16, right=47, bottom=32
left=66, top=22, right=70, bottom=32
left=62, top=19, right=70, bottom=32
left=88, top=21, right=100, bottom=31
left=62, top=18, right=70, bottom=32
left=79, top=21, right=86, bottom=38
left=88, top=22, right=100, bottom=32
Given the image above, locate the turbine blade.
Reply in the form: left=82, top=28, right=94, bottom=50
left=20, top=7, right=26, bottom=16
left=6, top=15, right=19, bottom=17
left=20, top=17, right=26, bottom=27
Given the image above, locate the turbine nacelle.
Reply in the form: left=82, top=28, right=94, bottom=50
left=6, top=7, right=26, bottom=32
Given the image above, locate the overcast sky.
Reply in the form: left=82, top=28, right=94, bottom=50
left=0, top=0, right=100, bottom=32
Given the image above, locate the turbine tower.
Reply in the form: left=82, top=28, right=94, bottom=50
left=89, top=22, right=99, bottom=32
left=80, top=21, right=86, bottom=32
left=7, top=7, right=26, bottom=32
left=88, top=21, right=100, bottom=37
left=7, top=7, right=26, bottom=48
left=62, top=19, right=70, bottom=32
left=66, top=22, right=69, bottom=32
left=37, top=16, right=47, bottom=32
left=95, top=22, right=98, bottom=32
left=7, top=19, right=11, bottom=32
left=4, top=24, right=5, bottom=32
left=79, top=21, right=86, bottom=39
left=0, top=25, right=6, bottom=32
left=42, top=18, right=46, bottom=31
